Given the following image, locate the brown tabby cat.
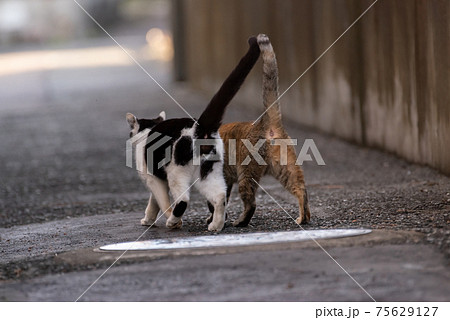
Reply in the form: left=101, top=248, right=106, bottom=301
left=207, top=34, right=311, bottom=227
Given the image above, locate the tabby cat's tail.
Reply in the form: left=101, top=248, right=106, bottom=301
left=255, top=34, right=282, bottom=129
left=196, top=36, right=260, bottom=137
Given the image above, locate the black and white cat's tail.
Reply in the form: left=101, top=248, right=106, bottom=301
left=196, top=36, right=260, bottom=137
left=256, top=34, right=282, bottom=128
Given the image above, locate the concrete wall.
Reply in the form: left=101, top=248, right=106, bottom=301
left=175, top=0, right=450, bottom=175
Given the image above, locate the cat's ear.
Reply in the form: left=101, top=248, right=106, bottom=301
left=126, top=113, right=138, bottom=129
left=158, top=111, right=166, bottom=121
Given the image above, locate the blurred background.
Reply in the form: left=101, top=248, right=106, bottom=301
left=0, top=0, right=163, bottom=45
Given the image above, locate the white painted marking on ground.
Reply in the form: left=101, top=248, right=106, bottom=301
left=99, top=229, right=371, bottom=251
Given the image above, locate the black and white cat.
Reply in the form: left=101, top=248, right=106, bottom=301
left=126, top=37, right=260, bottom=232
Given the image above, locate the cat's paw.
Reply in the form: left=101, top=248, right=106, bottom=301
left=295, top=215, right=309, bottom=225
left=305, top=207, right=311, bottom=223
left=232, top=219, right=250, bottom=227
left=208, top=220, right=224, bottom=232
left=140, top=218, right=156, bottom=226
left=166, top=215, right=183, bottom=229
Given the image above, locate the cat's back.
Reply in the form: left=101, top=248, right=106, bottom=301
left=151, top=118, right=196, bottom=139
left=219, top=121, right=255, bottom=140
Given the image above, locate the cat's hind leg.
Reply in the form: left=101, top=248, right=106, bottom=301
left=141, top=193, right=160, bottom=226
left=146, top=177, right=173, bottom=219
left=206, top=182, right=232, bottom=224
left=233, top=175, right=259, bottom=227
left=271, top=144, right=311, bottom=224
left=197, top=163, right=227, bottom=232
left=142, top=175, right=175, bottom=226
left=165, top=164, right=195, bottom=229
